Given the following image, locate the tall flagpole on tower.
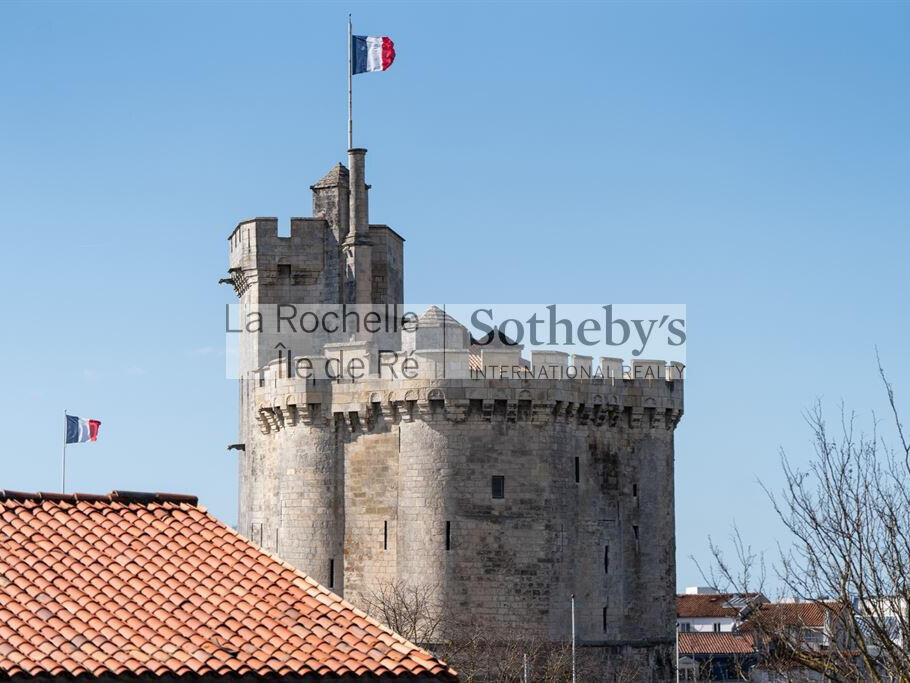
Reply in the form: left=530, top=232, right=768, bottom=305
left=62, top=410, right=67, bottom=494
left=347, top=14, right=353, bottom=150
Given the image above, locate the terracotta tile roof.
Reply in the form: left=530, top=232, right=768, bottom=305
left=0, top=490, right=457, bottom=681
left=677, top=593, right=742, bottom=618
left=678, top=632, right=755, bottom=655
left=753, top=601, right=839, bottom=629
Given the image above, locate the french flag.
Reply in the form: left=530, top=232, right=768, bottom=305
left=352, top=35, right=395, bottom=74
left=65, top=415, right=101, bottom=444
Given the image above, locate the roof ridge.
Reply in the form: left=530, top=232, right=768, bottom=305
left=0, top=490, right=198, bottom=506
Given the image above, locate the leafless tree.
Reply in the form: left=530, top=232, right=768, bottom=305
left=700, top=358, right=910, bottom=682
left=362, top=579, right=447, bottom=646
left=363, top=579, right=648, bottom=682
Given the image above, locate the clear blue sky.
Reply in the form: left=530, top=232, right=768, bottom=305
left=1, top=1, right=908, bottom=593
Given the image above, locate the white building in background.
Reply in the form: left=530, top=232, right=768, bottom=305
left=676, top=587, right=766, bottom=634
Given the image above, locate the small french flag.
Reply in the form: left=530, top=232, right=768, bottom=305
left=65, top=415, right=101, bottom=444
left=352, top=35, right=395, bottom=74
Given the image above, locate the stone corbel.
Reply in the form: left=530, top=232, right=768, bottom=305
left=357, top=404, right=374, bottom=432
left=629, top=407, right=644, bottom=431
left=650, top=408, right=666, bottom=431
left=300, top=402, right=324, bottom=426
left=532, top=401, right=553, bottom=425
left=256, top=408, right=271, bottom=434
left=283, top=400, right=299, bottom=427
left=445, top=399, right=470, bottom=423
left=576, top=404, right=591, bottom=425
left=416, top=399, right=436, bottom=422
left=393, top=399, right=414, bottom=423
left=260, top=407, right=280, bottom=433
left=607, top=407, right=622, bottom=429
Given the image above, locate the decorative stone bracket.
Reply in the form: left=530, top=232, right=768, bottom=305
left=253, top=381, right=683, bottom=436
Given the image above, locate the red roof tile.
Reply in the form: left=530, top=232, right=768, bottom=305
left=677, top=593, right=741, bottom=618
left=0, top=491, right=457, bottom=681
left=752, top=601, right=839, bottom=629
left=678, top=632, right=755, bottom=655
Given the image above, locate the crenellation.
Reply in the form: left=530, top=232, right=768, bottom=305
left=600, top=356, right=623, bottom=380
left=531, top=350, right=569, bottom=375
left=571, top=353, right=593, bottom=379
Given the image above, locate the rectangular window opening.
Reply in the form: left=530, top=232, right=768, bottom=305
left=632, top=483, right=638, bottom=498
left=445, top=521, right=451, bottom=551
left=383, top=520, right=388, bottom=550
left=604, top=545, right=609, bottom=573
left=492, top=475, right=505, bottom=499
left=329, top=558, right=335, bottom=588
left=633, top=525, right=639, bottom=541
left=713, top=623, right=721, bottom=633
left=602, top=605, right=607, bottom=632
left=574, top=457, right=580, bottom=484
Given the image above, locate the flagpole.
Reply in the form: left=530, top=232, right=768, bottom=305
left=347, top=14, right=353, bottom=150
left=62, top=410, right=67, bottom=494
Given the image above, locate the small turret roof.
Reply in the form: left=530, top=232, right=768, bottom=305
left=418, top=305, right=467, bottom=329
left=312, top=162, right=349, bottom=189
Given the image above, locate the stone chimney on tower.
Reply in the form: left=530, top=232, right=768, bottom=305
left=343, top=148, right=372, bottom=304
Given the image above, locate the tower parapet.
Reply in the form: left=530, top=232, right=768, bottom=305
left=250, top=364, right=683, bottom=435
left=228, top=217, right=327, bottom=298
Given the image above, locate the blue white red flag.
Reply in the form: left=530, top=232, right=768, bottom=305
left=352, top=35, right=395, bottom=74
left=65, top=415, right=101, bottom=444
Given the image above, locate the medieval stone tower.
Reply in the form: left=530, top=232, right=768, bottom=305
left=225, top=149, right=684, bottom=677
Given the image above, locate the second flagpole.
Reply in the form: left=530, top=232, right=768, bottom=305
left=347, top=14, right=353, bottom=150
left=62, top=410, right=67, bottom=494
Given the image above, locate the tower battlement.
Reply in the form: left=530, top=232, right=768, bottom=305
left=228, top=218, right=329, bottom=296
left=228, top=216, right=328, bottom=258
left=250, top=371, right=683, bottom=436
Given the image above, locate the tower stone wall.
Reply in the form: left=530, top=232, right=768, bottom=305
left=226, top=150, right=683, bottom=680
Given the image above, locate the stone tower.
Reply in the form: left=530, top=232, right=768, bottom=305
left=226, top=150, right=684, bottom=678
